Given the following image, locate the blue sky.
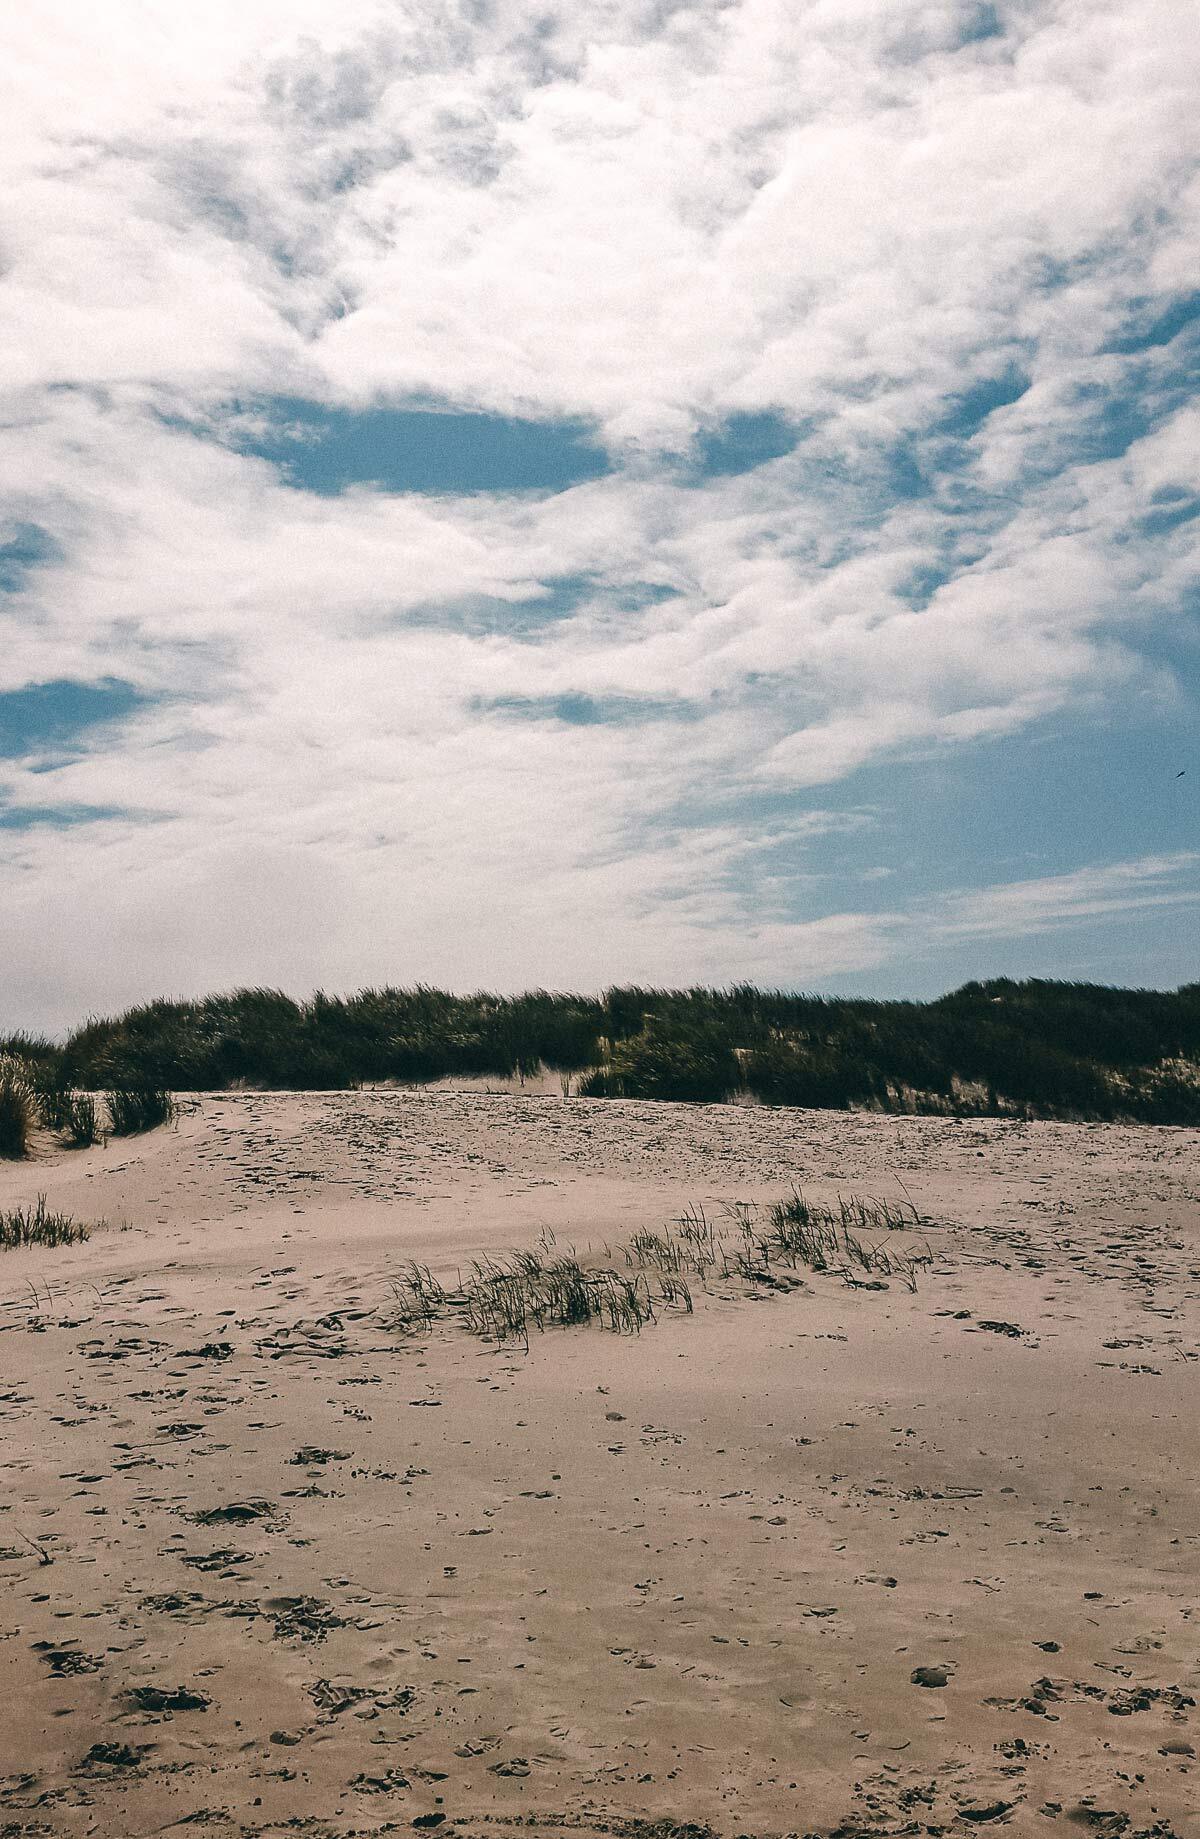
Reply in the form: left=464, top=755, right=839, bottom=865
left=1, top=0, right=1197, bottom=1032
left=222, top=400, right=612, bottom=494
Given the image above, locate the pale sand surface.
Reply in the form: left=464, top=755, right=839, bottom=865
left=1, top=1091, right=1198, bottom=1838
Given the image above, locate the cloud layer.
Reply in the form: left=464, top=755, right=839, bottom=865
left=2, top=0, right=1198, bottom=1031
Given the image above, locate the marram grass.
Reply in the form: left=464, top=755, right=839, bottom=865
left=0, top=1195, right=90, bottom=1251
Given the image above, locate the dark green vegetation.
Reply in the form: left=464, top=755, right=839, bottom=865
left=0, top=1064, right=175, bottom=1160
left=105, top=1087, right=177, bottom=1136
left=0, top=1058, right=35, bottom=1159
left=3, top=977, right=1199, bottom=1123
left=61, top=1091, right=102, bottom=1147
left=579, top=1017, right=740, bottom=1103
left=0, top=1194, right=90, bottom=1250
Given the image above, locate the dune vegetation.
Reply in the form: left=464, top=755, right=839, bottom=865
left=0, top=1065, right=176, bottom=1160
left=0, top=1193, right=91, bottom=1250
left=3, top=977, right=1199, bottom=1128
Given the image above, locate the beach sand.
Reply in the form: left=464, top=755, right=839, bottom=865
left=1, top=1090, right=1197, bottom=1838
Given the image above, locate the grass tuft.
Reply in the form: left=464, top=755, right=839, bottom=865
left=382, top=1189, right=927, bottom=1352
left=621, top=1192, right=934, bottom=1294
left=760, top=1190, right=934, bottom=1291
left=35, top=1082, right=104, bottom=1146
left=385, top=1246, right=692, bottom=1349
left=106, top=1088, right=177, bottom=1135
left=0, top=1059, right=35, bottom=1160
left=0, top=1195, right=90, bottom=1250
left=65, top=1091, right=103, bottom=1146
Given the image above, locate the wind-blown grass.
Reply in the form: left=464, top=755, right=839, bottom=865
left=0, top=1061, right=174, bottom=1161
left=33, top=1081, right=74, bottom=1133
left=759, top=1191, right=934, bottom=1291
left=579, top=1018, right=739, bottom=1102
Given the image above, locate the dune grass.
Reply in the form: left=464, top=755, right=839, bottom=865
left=33, top=1083, right=103, bottom=1146
left=381, top=1190, right=933, bottom=1350
left=621, top=1192, right=935, bottom=1295
left=65, top=1091, right=103, bottom=1146
left=32, top=1082, right=73, bottom=1133
left=0, top=1051, right=176, bottom=1156
left=0, top=1195, right=90, bottom=1250
left=105, top=1087, right=177, bottom=1135
left=757, top=1191, right=934, bottom=1291
left=386, top=1250, right=689, bottom=1350
left=29, top=976, right=1200, bottom=1122
left=0, top=1059, right=35, bottom=1160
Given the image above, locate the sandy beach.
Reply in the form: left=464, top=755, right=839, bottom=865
left=1, top=1091, right=1197, bottom=1838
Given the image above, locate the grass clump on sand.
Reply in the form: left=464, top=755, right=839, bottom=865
left=0, top=1058, right=35, bottom=1159
left=65, top=1091, right=103, bottom=1146
left=34, top=1081, right=103, bottom=1146
left=105, top=1087, right=177, bottom=1135
left=461, top=1252, right=674, bottom=1343
left=0, top=1195, right=90, bottom=1250
left=32, top=1081, right=74, bottom=1133
left=753, top=1191, right=934, bottom=1291
left=387, top=1250, right=691, bottom=1350
left=0, top=1043, right=175, bottom=1155
left=621, top=1193, right=935, bottom=1294
left=384, top=1190, right=934, bottom=1350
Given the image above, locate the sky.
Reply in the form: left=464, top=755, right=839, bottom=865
left=1, top=0, right=1198, bottom=1035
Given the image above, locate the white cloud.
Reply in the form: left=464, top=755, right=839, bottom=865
left=929, top=852, right=1200, bottom=940
left=1, top=0, right=1198, bottom=1027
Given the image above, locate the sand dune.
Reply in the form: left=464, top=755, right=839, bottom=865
left=1, top=1091, right=1197, bottom=1837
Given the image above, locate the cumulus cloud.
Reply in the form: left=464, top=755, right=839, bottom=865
left=1, top=0, right=1198, bottom=1028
